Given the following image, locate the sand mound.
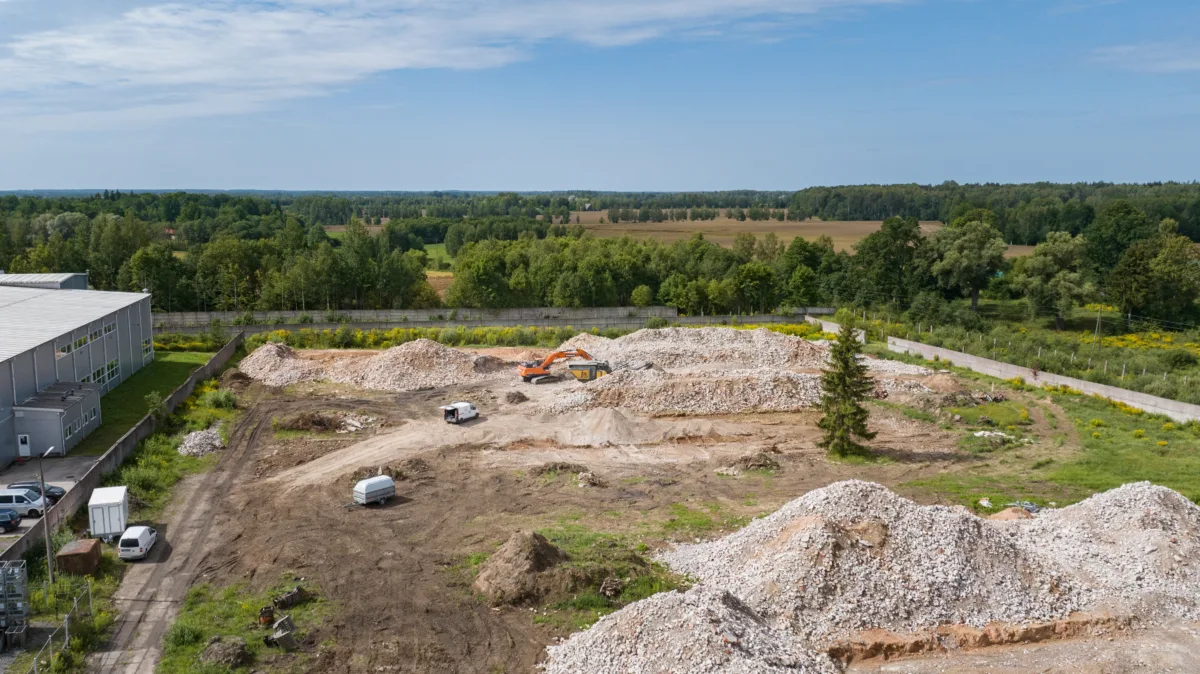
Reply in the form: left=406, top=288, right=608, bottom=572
left=543, top=587, right=840, bottom=674
left=473, top=531, right=568, bottom=606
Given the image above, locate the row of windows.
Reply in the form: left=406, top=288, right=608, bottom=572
left=56, top=320, right=119, bottom=358
left=142, top=339, right=153, bottom=358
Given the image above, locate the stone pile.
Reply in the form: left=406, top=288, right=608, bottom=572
left=561, top=327, right=829, bottom=370
left=239, top=343, right=323, bottom=387
left=544, top=481, right=1200, bottom=673
left=178, top=427, right=224, bottom=457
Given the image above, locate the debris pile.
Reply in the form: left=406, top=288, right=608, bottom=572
left=505, top=390, right=529, bottom=404
left=178, top=426, right=224, bottom=457
left=548, top=368, right=821, bottom=415
left=240, top=339, right=510, bottom=392
left=561, top=327, right=828, bottom=370
left=661, top=480, right=1082, bottom=641
left=239, top=343, right=324, bottom=387
left=330, top=339, right=509, bottom=391
left=547, top=481, right=1200, bottom=673
left=337, top=414, right=377, bottom=434
left=543, top=588, right=840, bottom=674
left=716, top=451, right=781, bottom=477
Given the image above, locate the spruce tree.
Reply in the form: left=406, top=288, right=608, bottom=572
left=817, top=320, right=877, bottom=457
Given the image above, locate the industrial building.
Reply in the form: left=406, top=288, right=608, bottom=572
left=0, top=272, right=89, bottom=290
left=0, top=285, right=153, bottom=463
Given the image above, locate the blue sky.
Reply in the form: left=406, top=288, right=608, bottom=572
left=1, top=0, right=1197, bottom=190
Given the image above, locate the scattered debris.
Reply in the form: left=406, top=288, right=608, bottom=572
left=178, top=426, right=224, bottom=457
left=978, top=497, right=993, bottom=509
left=337, top=414, right=377, bottom=434
left=717, top=452, right=782, bottom=477
left=504, top=390, right=529, bottom=404
left=598, top=576, right=624, bottom=598
left=272, top=586, right=311, bottom=610
left=531, top=462, right=588, bottom=477
left=576, top=471, right=606, bottom=488
left=989, top=507, right=1034, bottom=521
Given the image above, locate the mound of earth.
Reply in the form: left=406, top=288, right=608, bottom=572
left=201, top=636, right=250, bottom=667
left=473, top=531, right=569, bottom=606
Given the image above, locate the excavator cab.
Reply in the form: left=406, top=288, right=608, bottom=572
left=567, top=361, right=612, bottom=382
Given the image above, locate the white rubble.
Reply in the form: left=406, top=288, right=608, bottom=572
left=178, top=426, right=224, bottom=457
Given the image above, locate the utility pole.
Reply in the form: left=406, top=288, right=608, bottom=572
left=1093, top=304, right=1102, bottom=348
left=40, top=446, right=55, bottom=584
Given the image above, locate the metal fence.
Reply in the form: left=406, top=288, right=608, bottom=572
left=13, top=581, right=94, bottom=674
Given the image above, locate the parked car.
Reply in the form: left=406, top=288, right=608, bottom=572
left=118, top=526, right=158, bottom=561
left=0, top=509, right=21, bottom=533
left=8, top=481, right=66, bottom=504
left=0, top=489, right=46, bottom=517
left=440, top=402, right=479, bottom=424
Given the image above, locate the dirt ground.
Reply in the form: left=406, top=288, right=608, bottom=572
left=157, top=348, right=1162, bottom=673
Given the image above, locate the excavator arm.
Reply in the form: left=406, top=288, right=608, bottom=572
left=517, top=349, right=596, bottom=381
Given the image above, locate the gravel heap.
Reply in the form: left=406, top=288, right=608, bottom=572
left=241, top=339, right=509, bottom=393
left=1010, top=482, right=1200, bottom=621
left=239, top=343, right=324, bottom=387
left=542, top=587, right=840, bottom=674
left=857, top=357, right=930, bottom=376
left=561, top=328, right=828, bottom=370
left=179, top=427, right=224, bottom=457
left=330, top=339, right=508, bottom=391
left=660, top=481, right=1084, bottom=642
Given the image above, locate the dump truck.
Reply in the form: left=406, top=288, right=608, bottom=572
left=518, top=349, right=611, bottom=384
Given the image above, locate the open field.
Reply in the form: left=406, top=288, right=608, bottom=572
left=116, top=326, right=1200, bottom=673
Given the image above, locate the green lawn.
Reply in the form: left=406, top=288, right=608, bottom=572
left=424, top=242, right=453, bottom=270
left=72, top=352, right=213, bottom=456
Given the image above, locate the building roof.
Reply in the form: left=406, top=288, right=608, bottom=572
left=15, top=382, right=100, bottom=412
left=0, top=273, right=87, bottom=287
left=0, top=287, right=149, bottom=363
left=88, top=485, right=127, bottom=506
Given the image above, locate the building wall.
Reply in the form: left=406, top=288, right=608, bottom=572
left=0, top=295, right=153, bottom=465
left=14, top=410, right=62, bottom=458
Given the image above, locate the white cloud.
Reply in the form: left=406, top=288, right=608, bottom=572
left=1094, top=42, right=1200, bottom=74
left=0, top=0, right=903, bottom=127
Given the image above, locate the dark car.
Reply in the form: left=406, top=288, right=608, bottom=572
left=7, top=482, right=66, bottom=504
left=0, top=509, right=21, bottom=533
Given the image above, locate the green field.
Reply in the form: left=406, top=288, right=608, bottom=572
left=72, top=352, right=213, bottom=456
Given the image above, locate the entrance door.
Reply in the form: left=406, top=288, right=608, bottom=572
left=17, top=435, right=31, bottom=458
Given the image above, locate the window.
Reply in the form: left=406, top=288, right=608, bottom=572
left=0, top=496, right=10, bottom=505
left=106, top=359, right=119, bottom=381
left=57, top=343, right=72, bottom=359
left=90, top=329, right=102, bottom=342
left=14, top=496, right=26, bottom=505
left=65, top=424, right=73, bottom=439
left=81, top=375, right=91, bottom=384
left=91, top=407, right=98, bottom=422
left=74, top=335, right=88, bottom=349
left=92, top=367, right=106, bottom=384
left=103, top=322, right=116, bottom=335
left=142, top=339, right=153, bottom=358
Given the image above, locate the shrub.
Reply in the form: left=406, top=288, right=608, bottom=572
left=145, top=390, right=168, bottom=422
left=297, top=313, right=313, bottom=324
left=631, top=285, right=653, bottom=308
left=644, top=316, right=669, bottom=330
left=1133, top=429, right=1146, bottom=438
left=199, top=390, right=236, bottom=410
left=1157, top=440, right=1169, bottom=447
left=164, top=621, right=204, bottom=647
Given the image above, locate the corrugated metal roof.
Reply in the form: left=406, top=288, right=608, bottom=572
left=0, top=287, right=149, bottom=363
left=0, top=273, right=83, bottom=284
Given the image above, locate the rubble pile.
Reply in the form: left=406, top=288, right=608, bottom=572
left=543, top=587, right=841, bottom=674
left=546, top=481, right=1200, bottom=673
left=178, top=427, right=224, bottom=457
left=561, top=327, right=828, bottom=370
left=337, top=414, right=377, bottom=434
left=331, top=339, right=508, bottom=392
left=239, top=343, right=324, bottom=387
left=661, top=480, right=1083, bottom=640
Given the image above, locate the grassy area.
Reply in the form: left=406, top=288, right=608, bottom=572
left=102, top=379, right=237, bottom=521
left=72, top=352, right=212, bottom=456
left=424, top=242, right=453, bottom=270
left=159, top=574, right=334, bottom=674
left=533, top=524, right=686, bottom=630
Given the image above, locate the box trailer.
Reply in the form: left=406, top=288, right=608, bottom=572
left=88, top=486, right=128, bottom=541
left=353, top=476, right=396, bottom=505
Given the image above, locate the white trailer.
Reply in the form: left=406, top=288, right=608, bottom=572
left=353, top=476, right=396, bottom=505
left=88, top=486, right=129, bottom=541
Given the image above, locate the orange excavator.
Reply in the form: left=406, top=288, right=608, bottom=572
left=518, top=349, right=612, bottom=384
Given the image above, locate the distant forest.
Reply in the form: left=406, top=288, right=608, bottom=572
left=0, top=184, right=1196, bottom=324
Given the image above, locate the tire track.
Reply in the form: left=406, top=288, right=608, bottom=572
left=90, top=405, right=268, bottom=674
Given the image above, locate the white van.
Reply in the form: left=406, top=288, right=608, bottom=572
left=440, top=402, right=479, bottom=424
left=0, top=489, right=46, bottom=517
left=118, top=526, right=158, bottom=561
left=353, top=476, right=396, bottom=505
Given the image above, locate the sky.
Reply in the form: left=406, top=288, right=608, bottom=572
left=0, top=0, right=1198, bottom=191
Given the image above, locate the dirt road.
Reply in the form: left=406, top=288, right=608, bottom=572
left=89, top=408, right=267, bottom=674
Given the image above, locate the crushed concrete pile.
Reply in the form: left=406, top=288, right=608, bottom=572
left=178, top=426, right=224, bottom=457
left=1010, top=482, right=1200, bottom=621
left=240, top=340, right=509, bottom=393
left=239, top=343, right=324, bottom=387
left=661, top=480, right=1083, bottom=641
left=547, top=368, right=822, bottom=416
left=330, top=339, right=508, bottom=391
left=561, top=327, right=828, bottom=370
left=543, top=587, right=841, bottom=674
left=857, top=357, right=930, bottom=376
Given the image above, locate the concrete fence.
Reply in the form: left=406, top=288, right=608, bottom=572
left=153, top=306, right=678, bottom=328
left=155, top=308, right=838, bottom=337
left=804, top=315, right=865, bottom=342
left=0, top=333, right=245, bottom=563
left=888, top=336, right=1200, bottom=424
